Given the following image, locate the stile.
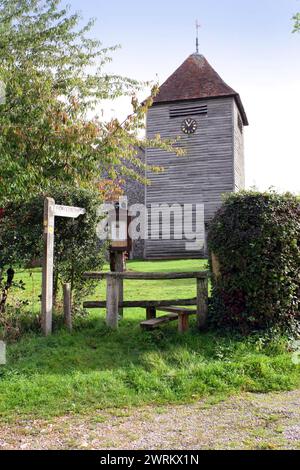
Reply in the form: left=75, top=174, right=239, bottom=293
left=84, top=269, right=209, bottom=331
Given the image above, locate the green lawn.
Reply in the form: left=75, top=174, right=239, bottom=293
left=0, top=259, right=299, bottom=422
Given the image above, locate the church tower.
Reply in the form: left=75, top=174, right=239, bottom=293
left=144, top=53, right=248, bottom=259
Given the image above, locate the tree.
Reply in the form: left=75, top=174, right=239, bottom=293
left=293, top=13, right=300, bottom=32
left=0, top=0, right=179, bottom=204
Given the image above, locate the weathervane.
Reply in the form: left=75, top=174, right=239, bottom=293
left=195, top=20, right=201, bottom=54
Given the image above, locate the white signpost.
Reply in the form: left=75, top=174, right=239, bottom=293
left=54, top=205, right=86, bottom=218
left=42, top=198, right=86, bottom=336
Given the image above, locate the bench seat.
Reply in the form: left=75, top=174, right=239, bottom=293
left=141, top=306, right=197, bottom=333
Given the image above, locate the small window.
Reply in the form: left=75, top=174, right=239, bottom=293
left=238, top=115, right=243, bottom=134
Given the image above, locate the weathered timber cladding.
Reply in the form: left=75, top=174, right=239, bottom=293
left=233, top=100, right=245, bottom=190
left=145, top=97, right=237, bottom=259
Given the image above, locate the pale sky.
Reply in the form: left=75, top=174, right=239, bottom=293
left=67, top=0, right=300, bottom=193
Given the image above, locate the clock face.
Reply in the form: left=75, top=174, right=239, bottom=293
left=181, top=118, right=197, bottom=135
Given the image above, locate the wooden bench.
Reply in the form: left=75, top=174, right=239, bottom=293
left=141, top=307, right=197, bottom=333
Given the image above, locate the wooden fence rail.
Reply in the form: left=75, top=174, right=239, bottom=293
left=83, top=298, right=198, bottom=309
left=84, top=271, right=209, bottom=280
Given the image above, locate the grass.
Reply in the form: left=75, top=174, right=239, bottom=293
left=0, top=259, right=299, bottom=422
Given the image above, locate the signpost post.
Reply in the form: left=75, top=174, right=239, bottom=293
left=42, top=198, right=86, bottom=336
left=108, top=197, right=132, bottom=320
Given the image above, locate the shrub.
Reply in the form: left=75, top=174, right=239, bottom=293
left=208, top=191, right=300, bottom=334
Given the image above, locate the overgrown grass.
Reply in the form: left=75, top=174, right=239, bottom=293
left=0, top=260, right=299, bottom=422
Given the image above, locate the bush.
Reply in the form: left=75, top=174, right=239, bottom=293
left=208, top=191, right=300, bottom=334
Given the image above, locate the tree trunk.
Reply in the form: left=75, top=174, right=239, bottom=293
left=0, top=268, right=15, bottom=314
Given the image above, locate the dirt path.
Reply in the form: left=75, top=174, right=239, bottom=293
left=1, top=390, right=300, bottom=450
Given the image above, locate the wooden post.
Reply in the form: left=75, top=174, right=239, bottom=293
left=42, top=197, right=55, bottom=336
left=197, top=277, right=208, bottom=330
left=63, top=283, right=72, bottom=331
left=106, top=274, right=119, bottom=329
left=178, top=312, right=189, bottom=333
left=146, top=306, right=156, bottom=320
left=115, top=252, right=125, bottom=318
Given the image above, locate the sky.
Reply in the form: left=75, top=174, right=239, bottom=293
left=67, top=0, right=300, bottom=192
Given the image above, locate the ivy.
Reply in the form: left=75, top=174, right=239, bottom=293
left=208, top=191, right=300, bottom=334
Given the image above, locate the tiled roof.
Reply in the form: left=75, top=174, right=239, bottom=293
left=153, top=54, right=248, bottom=125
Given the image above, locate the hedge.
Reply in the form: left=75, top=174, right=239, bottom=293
left=208, top=191, right=300, bottom=334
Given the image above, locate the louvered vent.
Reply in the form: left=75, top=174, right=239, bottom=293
left=169, top=104, right=208, bottom=118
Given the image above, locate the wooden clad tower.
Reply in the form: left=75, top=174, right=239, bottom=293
left=144, top=53, right=248, bottom=259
